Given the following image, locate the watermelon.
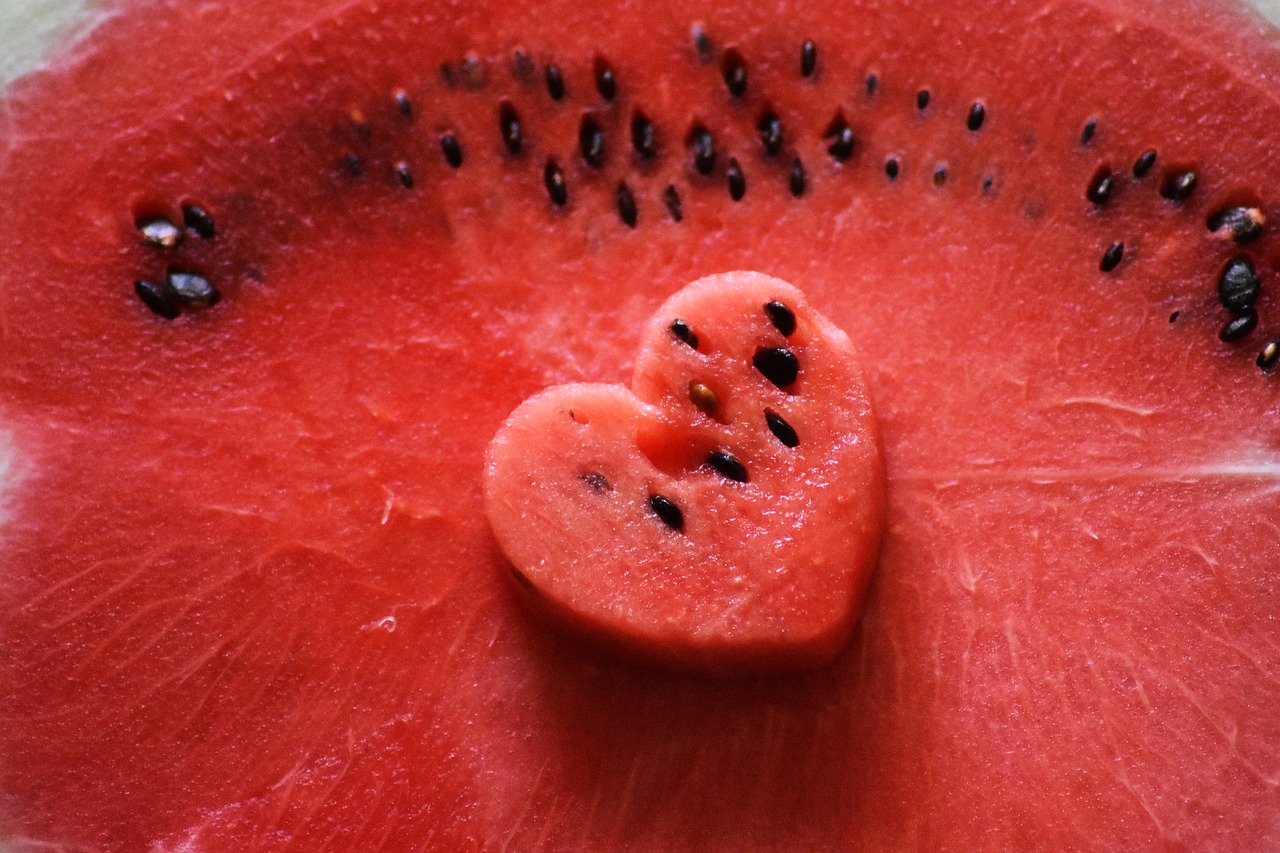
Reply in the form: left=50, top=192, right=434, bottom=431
left=1, top=0, right=1279, bottom=849
left=485, top=272, right=884, bottom=673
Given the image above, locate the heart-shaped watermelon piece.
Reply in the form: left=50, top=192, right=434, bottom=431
left=484, top=272, right=884, bottom=672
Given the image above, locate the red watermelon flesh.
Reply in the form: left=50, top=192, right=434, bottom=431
left=1, top=0, right=1279, bottom=849
left=484, top=272, right=885, bottom=673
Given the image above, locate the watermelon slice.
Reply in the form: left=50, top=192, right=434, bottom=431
left=485, top=272, right=884, bottom=673
left=1, top=0, right=1279, bottom=849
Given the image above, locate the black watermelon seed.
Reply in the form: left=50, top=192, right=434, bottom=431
left=1218, top=257, right=1261, bottom=313
left=722, top=49, right=747, bottom=97
left=692, top=23, right=712, bottom=59
left=545, top=64, right=565, bottom=100
left=753, top=347, right=799, bottom=387
left=579, top=115, right=606, bottom=167
left=1221, top=310, right=1258, bottom=342
left=981, top=174, right=996, bottom=195
left=664, top=185, right=684, bottom=222
left=757, top=111, right=783, bottom=157
left=789, top=158, right=806, bottom=197
left=137, top=217, right=183, bottom=248
left=1080, top=118, right=1098, bottom=146
left=1133, top=148, right=1157, bottom=178
left=689, top=125, right=716, bottom=175
left=671, top=319, right=698, bottom=348
left=581, top=471, right=610, bottom=493
left=544, top=159, right=567, bottom=207
left=916, top=89, right=931, bottom=112
left=167, top=270, right=221, bottom=309
left=1161, top=171, right=1197, bottom=201
left=616, top=181, right=638, bottom=228
left=394, top=161, right=414, bottom=188
left=181, top=203, right=215, bottom=239
left=764, top=409, right=799, bottom=447
left=932, top=165, right=948, bottom=187
left=764, top=301, right=796, bottom=335
left=865, top=72, right=879, bottom=98
left=707, top=449, right=749, bottom=483
left=1086, top=166, right=1114, bottom=205
left=134, top=279, right=180, bottom=319
left=1169, top=311, right=1181, bottom=323
left=498, top=101, right=522, bottom=154
left=343, top=152, right=364, bottom=177
left=1100, top=242, right=1124, bottom=272
left=594, top=58, right=617, bottom=101
left=1258, top=338, right=1280, bottom=371
left=825, top=116, right=855, bottom=162
left=885, top=157, right=900, bottom=180
left=1208, top=206, right=1265, bottom=244
left=727, top=158, right=746, bottom=201
left=801, top=40, right=817, bottom=77
left=649, top=494, right=684, bottom=531
left=440, top=133, right=463, bottom=168
left=631, top=110, right=657, bottom=159
left=393, top=87, right=413, bottom=118
left=967, top=102, right=986, bottom=131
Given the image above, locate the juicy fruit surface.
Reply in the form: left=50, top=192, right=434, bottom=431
left=485, top=273, right=884, bottom=672
left=1, top=0, right=1279, bottom=849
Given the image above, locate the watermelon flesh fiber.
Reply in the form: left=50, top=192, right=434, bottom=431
left=1, top=0, right=1279, bottom=848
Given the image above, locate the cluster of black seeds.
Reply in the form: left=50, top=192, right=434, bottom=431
left=124, top=27, right=1280, bottom=379
left=132, top=204, right=220, bottom=320
left=633, top=300, right=803, bottom=533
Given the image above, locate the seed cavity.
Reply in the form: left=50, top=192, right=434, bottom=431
left=134, top=279, right=179, bottom=320
left=1086, top=165, right=1114, bottom=205
left=722, top=48, right=748, bottom=97
left=498, top=101, right=523, bottom=155
left=967, top=102, right=986, bottom=131
left=885, top=157, right=900, bottom=180
left=664, top=185, right=684, bottom=222
left=137, top=217, right=183, bottom=248
left=392, top=88, right=413, bottom=118
left=753, top=347, right=800, bottom=388
left=343, top=152, right=364, bottom=177
left=1080, top=118, right=1098, bottom=146
left=594, top=57, right=617, bottom=101
left=394, top=161, right=414, bottom=188
left=181, top=204, right=215, bottom=239
left=726, top=158, right=746, bottom=201
left=800, top=40, right=817, bottom=77
left=1208, top=206, right=1264, bottom=244
left=671, top=319, right=698, bottom=349
left=167, top=270, right=221, bottom=309
left=764, top=409, right=800, bottom=447
left=764, top=301, right=796, bottom=335
left=579, top=114, right=606, bottom=167
left=706, top=449, right=749, bottom=483
left=824, top=114, right=855, bottom=162
left=544, top=158, right=567, bottom=207
left=1218, top=258, right=1260, bottom=313
left=581, top=471, right=610, bottom=493
left=692, top=23, right=712, bottom=60
left=649, top=494, right=684, bottom=531
left=631, top=109, right=657, bottom=159
left=1258, top=338, right=1280, bottom=371
left=688, top=382, right=719, bottom=416
left=865, top=72, right=879, bottom=98
left=1221, top=310, right=1258, bottom=343
left=915, top=89, right=931, bottom=112
left=616, top=181, right=638, bottom=228
left=545, top=64, right=566, bottom=100
left=511, top=49, right=534, bottom=82
left=440, top=132, right=463, bottom=168
left=1100, top=241, right=1124, bottom=273
left=688, top=123, right=716, bottom=175
left=757, top=110, right=783, bottom=157
left=789, top=158, right=807, bottom=197
left=1160, top=170, right=1197, bottom=202
left=1133, top=148, right=1157, bottom=178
